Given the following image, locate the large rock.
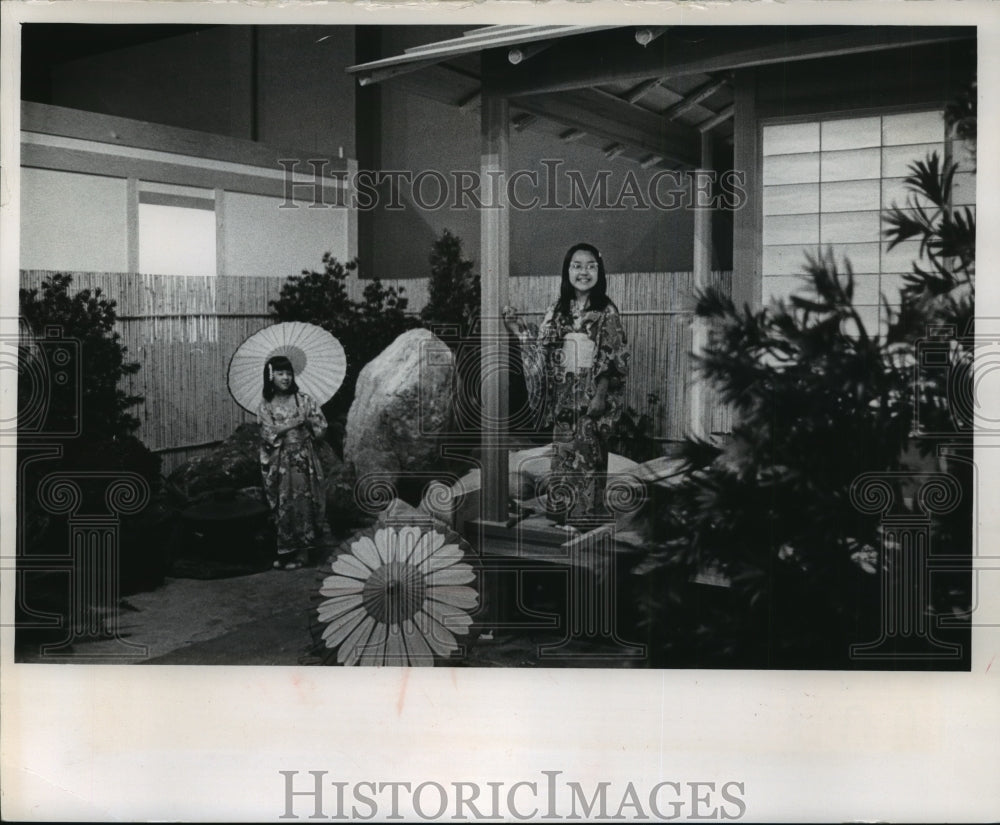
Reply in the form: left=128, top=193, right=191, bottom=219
left=344, top=328, right=455, bottom=497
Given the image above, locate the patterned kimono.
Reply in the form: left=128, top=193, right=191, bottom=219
left=257, top=392, right=330, bottom=557
left=521, top=301, right=629, bottom=526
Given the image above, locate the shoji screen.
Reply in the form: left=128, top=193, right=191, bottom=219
left=761, top=110, right=963, bottom=333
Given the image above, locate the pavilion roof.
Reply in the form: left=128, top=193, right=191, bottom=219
left=347, top=24, right=972, bottom=170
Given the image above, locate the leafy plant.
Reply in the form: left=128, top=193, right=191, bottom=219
left=269, top=253, right=420, bottom=431
left=609, top=393, right=662, bottom=463
left=635, top=90, right=975, bottom=668
left=420, top=229, right=480, bottom=339
left=419, top=230, right=484, bottom=440
left=17, top=273, right=160, bottom=498
left=17, top=274, right=163, bottom=648
left=19, top=273, right=144, bottom=440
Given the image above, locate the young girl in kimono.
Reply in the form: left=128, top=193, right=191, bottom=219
left=504, top=242, right=630, bottom=530
left=257, top=355, right=330, bottom=569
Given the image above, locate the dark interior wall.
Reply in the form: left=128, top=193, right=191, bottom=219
left=508, top=129, right=702, bottom=277
left=49, top=27, right=256, bottom=138
left=372, top=26, right=707, bottom=281
left=368, top=26, right=478, bottom=280
left=255, top=26, right=356, bottom=156
left=374, top=81, right=482, bottom=278
left=24, top=22, right=728, bottom=280
left=37, top=25, right=356, bottom=155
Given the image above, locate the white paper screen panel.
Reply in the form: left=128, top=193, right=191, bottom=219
left=760, top=110, right=952, bottom=328
left=139, top=201, right=217, bottom=277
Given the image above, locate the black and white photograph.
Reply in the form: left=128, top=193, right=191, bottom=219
left=2, top=0, right=998, bottom=821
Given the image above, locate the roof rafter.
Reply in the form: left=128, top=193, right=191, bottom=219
left=661, top=74, right=731, bottom=121
left=513, top=87, right=700, bottom=167
left=697, top=104, right=735, bottom=133
left=624, top=77, right=665, bottom=104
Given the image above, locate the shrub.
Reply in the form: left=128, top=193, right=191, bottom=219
left=269, top=254, right=420, bottom=432
left=635, top=90, right=975, bottom=668
left=17, top=274, right=163, bottom=648
left=19, top=273, right=144, bottom=440
left=420, top=229, right=480, bottom=338
left=608, top=394, right=662, bottom=463
left=416, top=231, right=483, bottom=440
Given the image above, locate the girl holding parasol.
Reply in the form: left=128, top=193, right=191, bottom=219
left=258, top=355, right=331, bottom=569
left=229, top=322, right=346, bottom=570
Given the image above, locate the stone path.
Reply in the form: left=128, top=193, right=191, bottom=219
left=18, top=566, right=644, bottom=668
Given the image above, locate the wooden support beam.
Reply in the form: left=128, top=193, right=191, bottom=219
left=690, top=130, right=714, bottom=438
left=351, top=25, right=616, bottom=81
left=625, top=76, right=664, bottom=104
left=403, top=25, right=612, bottom=56
left=732, top=70, right=761, bottom=313
left=126, top=177, right=139, bottom=272
left=603, top=142, right=625, bottom=159
left=509, top=42, right=552, bottom=65
left=559, top=128, right=586, bottom=142
left=463, top=24, right=525, bottom=38
left=697, top=104, right=735, bottom=133
left=635, top=27, right=668, bottom=47
left=511, top=113, right=536, bottom=131
left=661, top=75, right=731, bottom=121
left=640, top=154, right=663, bottom=169
left=480, top=93, right=510, bottom=523
left=515, top=87, right=700, bottom=166
left=495, top=26, right=973, bottom=97
left=357, top=56, right=445, bottom=87
left=457, top=88, right=481, bottom=111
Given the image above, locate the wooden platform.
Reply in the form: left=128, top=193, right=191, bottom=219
left=465, top=515, right=647, bottom=660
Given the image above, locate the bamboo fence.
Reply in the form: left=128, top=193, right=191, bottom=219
left=20, top=269, right=732, bottom=472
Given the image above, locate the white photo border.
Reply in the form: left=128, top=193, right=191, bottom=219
left=2, top=1, right=999, bottom=822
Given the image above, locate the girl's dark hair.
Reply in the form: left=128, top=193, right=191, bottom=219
left=262, top=355, right=300, bottom=401
left=556, top=242, right=612, bottom=319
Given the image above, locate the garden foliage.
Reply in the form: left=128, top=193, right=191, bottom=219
left=18, top=273, right=161, bottom=490
left=20, top=273, right=144, bottom=442
left=636, top=89, right=976, bottom=668
left=17, top=274, right=164, bottom=636
left=269, top=253, right=419, bottom=431
left=420, top=228, right=481, bottom=338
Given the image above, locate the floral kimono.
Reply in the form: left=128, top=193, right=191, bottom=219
left=257, top=392, right=330, bottom=558
left=520, top=301, right=629, bottom=526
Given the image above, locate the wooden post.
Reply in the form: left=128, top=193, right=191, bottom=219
left=690, top=130, right=713, bottom=438
left=732, top=68, right=761, bottom=312
left=480, top=92, right=510, bottom=523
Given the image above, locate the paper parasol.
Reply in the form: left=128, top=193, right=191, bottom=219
left=227, top=321, right=346, bottom=413
left=310, top=521, right=481, bottom=666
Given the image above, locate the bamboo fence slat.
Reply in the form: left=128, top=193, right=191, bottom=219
left=20, top=269, right=733, bottom=470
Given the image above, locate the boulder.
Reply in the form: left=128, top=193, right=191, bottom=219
left=344, top=328, right=455, bottom=499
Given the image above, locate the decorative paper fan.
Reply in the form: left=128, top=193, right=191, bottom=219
left=227, top=322, right=346, bottom=413
left=311, top=522, right=481, bottom=666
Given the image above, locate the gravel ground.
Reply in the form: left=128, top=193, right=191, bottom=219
left=17, top=565, right=644, bottom=668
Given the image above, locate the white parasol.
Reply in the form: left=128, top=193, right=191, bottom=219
left=311, top=521, right=480, bottom=666
left=227, top=321, right=346, bottom=413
